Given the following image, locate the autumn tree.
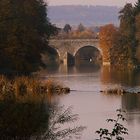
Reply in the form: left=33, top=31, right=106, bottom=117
left=0, top=0, right=56, bottom=75
left=110, top=31, right=128, bottom=67
left=99, top=24, right=118, bottom=63
left=99, top=1, right=140, bottom=68
left=99, top=23, right=136, bottom=68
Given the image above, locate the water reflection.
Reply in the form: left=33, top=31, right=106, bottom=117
left=39, top=64, right=101, bottom=76
left=41, top=65, right=140, bottom=88
left=121, top=94, right=140, bottom=140
left=122, top=94, right=140, bottom=112
left=101, top=66, right=140, bottom=87
left=0, top=95, right=50, bottom=139
left=75, top=65, right=101, bottom=73
left=122, top=94, right=140, bottom=122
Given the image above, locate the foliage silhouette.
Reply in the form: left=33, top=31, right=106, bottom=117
left=42, top=105, right=86, bottom=140
left=96, top=109, right=128, bottom=140
left=0, top=0, right=57, bottom=75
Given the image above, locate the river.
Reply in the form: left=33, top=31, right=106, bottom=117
left=40, top=65, right=140, bottom=140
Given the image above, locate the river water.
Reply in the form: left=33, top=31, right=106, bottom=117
left=40, top=65, right=140, bottom=140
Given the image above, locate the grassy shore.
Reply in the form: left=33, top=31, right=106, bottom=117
left=0, top=75, right=70, bottom=101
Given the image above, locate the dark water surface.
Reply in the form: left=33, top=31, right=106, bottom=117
left=40, top=65, right=140, bottom=140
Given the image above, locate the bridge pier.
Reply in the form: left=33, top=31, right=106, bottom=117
left=103, top=62, right=111, bottom=66
left=60, top=52, right=75, bottom=66
left=63, top=52, right=68, bottom=66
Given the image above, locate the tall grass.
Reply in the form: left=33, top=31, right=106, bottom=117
left=0, top=76, right=70, bottom=101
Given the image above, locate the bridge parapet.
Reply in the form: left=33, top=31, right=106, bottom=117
left=49, top=39, right=99, bottom=45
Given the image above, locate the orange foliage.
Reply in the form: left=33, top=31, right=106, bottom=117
left=99, top=24, right=118, bottom=62
left=100, top=24, right=118, bottom=49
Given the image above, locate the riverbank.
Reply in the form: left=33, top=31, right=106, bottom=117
left=0, top=75, right=70, bottom=99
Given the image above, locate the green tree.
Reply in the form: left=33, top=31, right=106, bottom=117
left=63, top=24, right=72, bottom=33
left=77, top=23, right=85, bottom=32
left=119, top=3, right=136, bottom=67
left=134, top=0, right=140, bottom=15
left=0, top=0, right=56, bottom=75
left=134, top=0, right=140, bottom=63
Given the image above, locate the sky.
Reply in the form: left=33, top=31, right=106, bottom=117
left=46, top=0, right=137, bottom=6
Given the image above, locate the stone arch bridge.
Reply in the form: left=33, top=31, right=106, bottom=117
left=48, top=39, right=110, bottom=66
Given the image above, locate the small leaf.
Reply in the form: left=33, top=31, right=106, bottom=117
left=96, top=131, right=100, bottom=134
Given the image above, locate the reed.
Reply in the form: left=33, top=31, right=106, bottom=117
left=100, top=88, right=128, bottom=95
left=0, top=76, right=70, bottom=101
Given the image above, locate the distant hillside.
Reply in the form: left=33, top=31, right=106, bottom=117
left=48, top=5, right=121, bottom=27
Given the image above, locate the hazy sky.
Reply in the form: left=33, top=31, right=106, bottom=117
left=47, top=0, right=137, bottom=6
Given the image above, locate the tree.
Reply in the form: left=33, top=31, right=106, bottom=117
left=77, top=23, right=85, bottom=32
left=134, top=0, right=140, bottom=15
left=119, top=3, right=136, bottom=66
left=99, top=1, right=140, bottom=68
left=110, top=30, right=129, bottom=67
left=0, top=0, right=56, bottom=75
left=99, top=24, right=118, bottom=63
left=63, top=24, right=72, bottom=33
left=134, top=1, right=140, bottom=63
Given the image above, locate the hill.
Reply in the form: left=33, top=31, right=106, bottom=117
left=48, top=5, right=121, bottom=27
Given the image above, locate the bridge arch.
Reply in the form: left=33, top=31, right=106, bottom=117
left=74, top=45, right=102, bottom=66
left=73, top=44, right=102, bottom=56
left=42, top=46, right=60, bottom=66
left=48, top=45, right=61, bottom=58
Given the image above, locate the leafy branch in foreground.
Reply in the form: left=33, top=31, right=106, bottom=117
left=42, top=105, right=86, bottom=140
left=96, top=109, right=128, bottom=140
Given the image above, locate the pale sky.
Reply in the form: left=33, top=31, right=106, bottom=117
left=46, top=0, right=137, bottom=6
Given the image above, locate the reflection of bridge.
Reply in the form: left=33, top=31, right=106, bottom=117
left=49, top=39, right=110, bottom=66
